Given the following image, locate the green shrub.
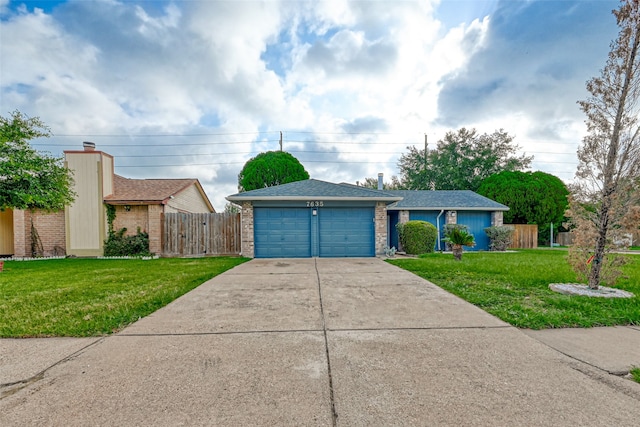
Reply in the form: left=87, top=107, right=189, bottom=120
left=104, top=227, right=151, bottom=257
left=443, top=224, right=475, bottom=261
left=397, top=220, right=437, bottom=254
left=484, top=226, right=514, bottom=251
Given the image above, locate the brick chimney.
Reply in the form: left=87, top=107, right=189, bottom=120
left=83, top=141, right=96, bottom=151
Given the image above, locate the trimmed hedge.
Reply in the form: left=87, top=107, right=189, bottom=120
left=397, top=220, right=437, bottom=254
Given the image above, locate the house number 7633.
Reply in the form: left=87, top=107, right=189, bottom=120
left=306, top=201, right=324, bottom=207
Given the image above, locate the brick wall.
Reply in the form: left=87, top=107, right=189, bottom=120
left=374, top=202, right=388, bottom=255
left=148, top=205, right=163, bottom=255
left=491, top=211, right=504, bottom=227
left=108, top=204, right=162, bottom=255
left=446, top=210, right=457, bottom=225
left=13, top=209, right=66, bottom=257
left=12, top=210, right=26, bottom=257
left=240, top=202, right=254, bottom=258
left=113, top=205, right=149, bottom=235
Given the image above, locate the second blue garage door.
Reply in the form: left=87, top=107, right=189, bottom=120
left=254, top=207, right=375, bottom=258
left=319, top=207, right=375, bottom=257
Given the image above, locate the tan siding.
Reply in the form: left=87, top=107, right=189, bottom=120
left=0, top=209, right=14, bottom=255
left=65, top=152, right=107, bottom=255
left=102, top=155, right=114, bottom=197
left=167, top=184, right=214, bottom=213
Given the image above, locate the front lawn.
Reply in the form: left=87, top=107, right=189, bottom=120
left=388, top=249, right=640, bottom=329
left=0, top=257, right=248, bottom=337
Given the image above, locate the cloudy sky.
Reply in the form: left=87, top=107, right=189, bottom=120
left=0, top=0, right=621, bottom=210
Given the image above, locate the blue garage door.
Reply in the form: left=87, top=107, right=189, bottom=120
left=254, top=208, right=311, bottom=258
left=319, top=207, right=375, bottom=257
left=457, top=211, right=492, bottom=251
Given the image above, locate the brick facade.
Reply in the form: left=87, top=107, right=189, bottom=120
left=491, top=211, right=504, bottom=227
left=113, top=205, right=150, bottom=236
left=12, top=209, right=66, bottom=258
left=446, top=210, right=457, bottom=225
left=240, top=202, right=255, bottom=258
left=147, top=205, right=163, bottom=255
left=12, top=209, right=26, bottom=257
left=374, top=202, right=388, bottom=255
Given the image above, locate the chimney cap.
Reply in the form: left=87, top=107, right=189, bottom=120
left=83, top=141, right=96, bottom=151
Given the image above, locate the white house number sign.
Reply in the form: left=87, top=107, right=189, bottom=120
left=306, top=201, right=324, bottom=207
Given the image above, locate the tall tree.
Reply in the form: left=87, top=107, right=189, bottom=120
left=238, top=151, right=309, bottom=192
left=0, top=110, right=74, bottom=211
left=398, top=128, right=532, bottom=191
left=568, top=0, right=640, bottom=289
left=477, top=171, right=569, bottom=244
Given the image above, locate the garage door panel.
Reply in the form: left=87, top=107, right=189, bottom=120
left=319, top=208, right=374, bottom=257
left=254, top=208, right=311, bottom=258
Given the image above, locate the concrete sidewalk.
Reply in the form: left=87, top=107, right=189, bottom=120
left=1, top=258, right=640, bottom=426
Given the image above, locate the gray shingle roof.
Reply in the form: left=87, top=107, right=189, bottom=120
left=226, top=179, right=402, bottom=202
left=226, top=180, right=508, bottom=211
left=386, top=190, right=509, bottom=211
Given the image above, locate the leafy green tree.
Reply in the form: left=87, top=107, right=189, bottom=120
left=568, top=0, right=640, bottom=289
left=0, top=110, right=74, bottom=211
left=238, top=151, right=309, bottom=192
left=477, top=171, right=569, bottom=244
left=398, top=128, right=532, bottom=191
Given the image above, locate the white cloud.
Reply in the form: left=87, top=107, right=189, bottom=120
left=0, top=0, right=622, bottom=209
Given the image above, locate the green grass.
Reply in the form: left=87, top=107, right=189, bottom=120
left=631, top=367, right=640, bottom=383
left=0, top=257, right=248, bottom=337
left=388, top=249, right=640, bottom=329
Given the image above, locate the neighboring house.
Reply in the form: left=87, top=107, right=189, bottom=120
left=226, top=178, right=509, bottom=258
left=3, top=142, right=215, bottom=258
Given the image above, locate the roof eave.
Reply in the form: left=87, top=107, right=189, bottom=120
left=226, top=195, right=403, bottom=203
left=104, top=200, right=164, bottom=205
left=386, top=206, right=509, bottom=211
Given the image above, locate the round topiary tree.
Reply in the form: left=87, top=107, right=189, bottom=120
left=477, top=170, right=568, bottom=245
left=397, top=220, right=437, bottom=254
left=238, top=151, right=309, bottom=191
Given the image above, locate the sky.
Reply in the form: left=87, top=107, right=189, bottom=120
left=0, top=0, right=621, bottom=211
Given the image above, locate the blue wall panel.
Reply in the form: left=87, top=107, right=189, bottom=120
left=457, top=211, right=492, bottom=251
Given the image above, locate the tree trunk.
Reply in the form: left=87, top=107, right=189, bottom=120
left=452, top=244, right=463, bottom=261
left=589, top=193, right=612, bottom=289
left=588, top=15, right=640, bottom=290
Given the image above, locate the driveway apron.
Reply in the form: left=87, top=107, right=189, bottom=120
left=1, top=258, right=640, bottom=426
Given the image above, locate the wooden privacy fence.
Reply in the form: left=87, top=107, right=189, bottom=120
left=162, top=212, right=241, bottom=257
left=506, top=224, right=538, bottom=249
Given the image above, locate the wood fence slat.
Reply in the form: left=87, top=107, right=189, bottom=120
left=507, top=224, right=538, bottom=249
left=162, top=212, right=241, bottom=257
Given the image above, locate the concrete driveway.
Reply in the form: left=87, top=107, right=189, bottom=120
left=1, top=258, right=640, bottom=426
